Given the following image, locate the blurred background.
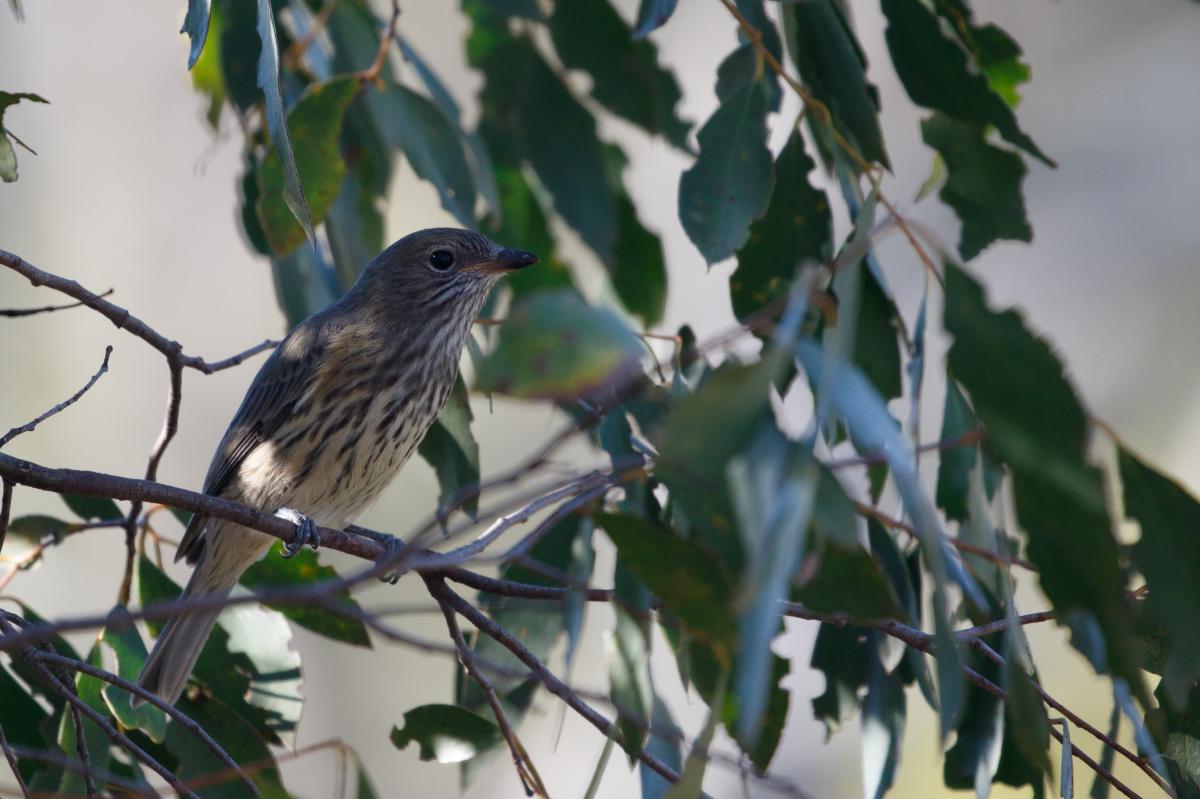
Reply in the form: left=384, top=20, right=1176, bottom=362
left=2, top=1, right=1198, bottom=796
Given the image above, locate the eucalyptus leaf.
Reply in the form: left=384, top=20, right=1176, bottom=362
left=240, top=548, right=372, bottom=647
left=181, top=0, right=213, bottom=69
left=418, top=376, right=480, bottom=518
left=390, top=704, right=501, bottom=764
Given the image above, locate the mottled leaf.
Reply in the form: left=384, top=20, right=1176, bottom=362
left=475, top=289, right=642, bottom=399
left=255, top=75, right=358, bottom=255
left=391, top=704, right=501, bottom=764
left=731, top=128, right=831, bottom=321
left=678, top=79, right=774, bottom=263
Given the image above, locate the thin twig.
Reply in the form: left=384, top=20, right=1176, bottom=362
left=434, top=581, right=692, bottom=792
left=856, top=501, right=1038, bottom=572
left=0, top=478, right=12, bottom=557
left=0, top=288, right=115, bottom=317
left=826, top=428, right=981, bottom=470
left=0, top=346, right=112, bottom=449
left=969, top=638, right=1173, bottom=797
left=0, top=718, right=31, bottom=799
left=0, top=249, right=275, bottom=374
left=357, top=0, right=400, bottom=84
left=4, top=744, right=150, bottom=797
left=428, top=576, right=547, bottom=798
left=67, top=700, right=98, bottom=799
left=282, top=0, right=340, bottom=69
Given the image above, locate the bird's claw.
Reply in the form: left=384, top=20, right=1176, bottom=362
left=375, top=535, right=405, bottom=585
left=277, top=508, right=319, bottom=558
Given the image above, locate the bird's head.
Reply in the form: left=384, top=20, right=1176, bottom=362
left=355, top=228, right=537, bottom=316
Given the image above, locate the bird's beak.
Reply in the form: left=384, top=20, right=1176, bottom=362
left=468, top=248, right=539, bottom=275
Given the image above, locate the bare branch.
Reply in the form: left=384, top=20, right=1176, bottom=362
left=67, top=699, right=97, bottom=799
left=432, top=580, right=692, bottom=793
left=4, top=744, right=149, bottom=797
left=357, top=0, right=400, bottom=84
left=0, top=345, right=112, bottom=449
left=0, top=718, right=31, bottom=799
left=428, top=576, right=548, bottom=798
left=0, top=288, right=114, bottom=317
left=0, top=478, right=12, bottom=557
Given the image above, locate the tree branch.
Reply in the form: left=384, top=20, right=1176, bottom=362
left=427, top=576, right=548, bottom=798
left=0, top=345, right=112, bottom=449
left=0, top=287, right=114, bottom=317
left=0, top=717, right=31, bottom=799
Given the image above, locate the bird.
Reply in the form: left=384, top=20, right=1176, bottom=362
left=135, top=228, right=537, bottom=705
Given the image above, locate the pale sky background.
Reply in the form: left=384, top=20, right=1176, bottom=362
left=1, top=1, right=1198, bottom=797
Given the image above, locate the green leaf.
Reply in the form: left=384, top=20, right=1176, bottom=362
left=367, top=84, right=477, bottom=226
left=256, top=0, right=315, bottom=246
left=418, top=376, right=480, bottom=518
left=270, top=239, right=340, bottom=327
left=467, top=12, right=617, bottom=262
left=240, top=549, right=372, bottom=647
left=6, top=514, right=70, bottom=547
left=810, top=622, right=868, bottom=733
left=255, top=75, right=358, bottom=255
left=1148, top=680, right=1200, bottom=796
left=608, top=583, right=652, bottom=759
left=727, top=423, right=816, bottom=746
left=390, top=704, right=501, bottom=764
left=716, top=45, right=781, bottom=114
left=678, top=79, right=774, bottom=263
left=641, top=695, right=683, bottom=798
left=0, top=91, right=47, bottom=182
left=945, top=264, right=1145, bottom=701
left=943, top=649, right=1005, bottom=795
left=481, top=163, right=573, bottom=297
left=781, top=1, right=890, bottom=167
left=61, top=493, right=120, bottom=521
left=795, top=338, right=970, bottom=739
left=474, top=289, right=642, bottom=399
left=217, top=0, right=260, bottom=112
left=881, top=0, right=1052, bottom=166
left=730, top=128, right=831, bottom=321
left=922, top=113, right=1031, bottom=260
left=169, top=693, right=290, bottom=798
left=1117, top=448, right=1200, bottom=706
left=862, top=647, right=906, bottom=799
left=936, top=379, right=977, bottom=522
left=597, top=513, right=737, bottom=646
left=664, top=668, right=727, bottom=799
left=100, top=622, right=168, bottom=743
left=190, top=1, right=226, bottom=128
left=217, top=603, right=304, bottom=747
left=182, top=0, right=212, bottom=69
left=633, top=0, right=678, bottom=38
left=548, top=0, right=689, bottom=149
left=793, top=541, right=904, bottom=620
left=0, top=662, right=52, bottom=784
left=612, top=194, right=669, bottom=328
left=855, top=267, right=903, bottom=400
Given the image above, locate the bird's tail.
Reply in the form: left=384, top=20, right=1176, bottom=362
left=135, top=534, right=249, bottom=706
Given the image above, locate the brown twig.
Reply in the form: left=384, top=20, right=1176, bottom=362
left=969, top=638, right=1173, bottom=798
left=827, top=428, right=982, bottom=470
left=856, top=501, right=1038, bottom=572
left=3, top=744, right=149, bottom=797
left=0, top=346, right=112, bottom=449
left=0, top=478, right=12, bottom=557
left=428, top=576, right=548, bottom=798
left=282, top=0, right=340, bottom=69
left=0, top=718, right=31, bottom=799
left=357, top=0, right=400, bottom=85
left=67, top=699, right=97, bottom=799
left=0, top=288, right=115, bottom=317
left=434, top=581, right=692, bottom=792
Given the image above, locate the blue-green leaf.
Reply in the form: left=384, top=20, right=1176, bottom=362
left=679, top=80, right=774, bottom=263
left=182, top=0, right=212, bottom=69
left=391, top=704, right=502, bottom=764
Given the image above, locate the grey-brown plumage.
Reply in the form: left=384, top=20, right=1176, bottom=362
left=136, top=229, right=536, bottom=705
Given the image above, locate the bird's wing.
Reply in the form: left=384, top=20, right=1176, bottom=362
left=176, top=324, right=327, bottom=564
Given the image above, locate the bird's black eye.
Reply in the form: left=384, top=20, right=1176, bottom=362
left=429, top=250, right=455, bottom=271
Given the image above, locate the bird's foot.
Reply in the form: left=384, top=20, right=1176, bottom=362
left=277, top=508, right=319, bottom=558
left=373, top=534, right=406, bottom=585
